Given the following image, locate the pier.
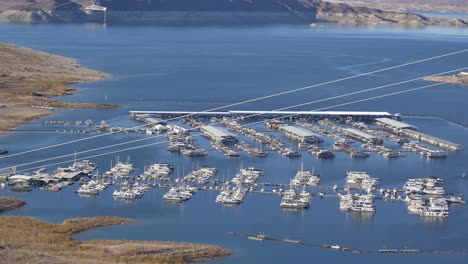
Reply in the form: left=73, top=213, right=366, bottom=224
left=228, top=232, right=468, bottom=254
left=375, top=117, right=463, bottom=151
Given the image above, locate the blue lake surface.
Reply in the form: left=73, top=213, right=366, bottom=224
left=0, top=23, right=467, bottom=263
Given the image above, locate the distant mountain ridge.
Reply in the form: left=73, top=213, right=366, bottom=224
left=0, top=0, right=466, bottom=27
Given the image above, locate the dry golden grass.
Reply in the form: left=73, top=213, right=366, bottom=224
left=0, top=214, right=230, bottom=264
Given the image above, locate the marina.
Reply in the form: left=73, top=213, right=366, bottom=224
left=1, top=159, right=463, bottom=219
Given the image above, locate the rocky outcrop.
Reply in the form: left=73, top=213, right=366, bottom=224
left=314, top=1, right=468, bottom=26
left=0, top=0, right=466, bottom=27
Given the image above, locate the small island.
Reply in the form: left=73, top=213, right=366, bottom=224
left=0, top=42, right=117, bottom=135
left=424, top=72, right=468, bottom=86
left=0, top=196, right=26, bottom=212
left=0, top=197, right=230, bottom=263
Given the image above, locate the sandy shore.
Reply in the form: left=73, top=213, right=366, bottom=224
left=0, top=42, right=116, bottom=135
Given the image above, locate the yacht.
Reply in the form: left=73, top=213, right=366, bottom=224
left=423, top=186, right=445, bottom=196
left=167, top=142, right=189, bottom=151
left=425, top=150, right=447, bottom=159
left=280, top=197, right=310, bottom=209
left=350, top=194, right=376, bottom=213
left=252, top=150, right=267, bottom=158
left=446, top=196, right=464, bottom=204
left=383, top=151, right=401, bottom=158
left=291, top=165, right=320, bottom=187
left=350, top=151, right=370, bottom=158
left=316, top=150, right=335, bottom=159
left=280, top=186, right=310, bottom=209
left=247, top=233, right=267, bottom=241
left=77, top=187, right=99, bottom=195
left=282, top=149, right=301, bottom=158
left=73, top=160, right=97, bottom=174
left=0, top=147, right=8, bottom=155
left=163, top=192, right=185, bottom=203
left=181, top=148, right=208, bottom=156
left=407, top=199, right=426, bottom=214
left=422, top=198, right=449, bottom=217
left=338, top=193, right=353, bottom=211
left=113, top=189, right=136, bottom=200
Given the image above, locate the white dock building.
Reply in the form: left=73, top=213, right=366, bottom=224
left=279, top=125, right=322, bottom=143
left=200, top=125, right=237, bottom=144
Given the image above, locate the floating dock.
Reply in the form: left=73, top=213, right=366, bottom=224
left=375, top=117, right=463, bottom=151
left=228, top=232, right=468, bottom=254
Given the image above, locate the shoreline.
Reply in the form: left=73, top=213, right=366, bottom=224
left=0, top=196, right=26, bottom=212
left=0, top=42, right=118, bottom=136
left=0, top=197, right=230, bottom=263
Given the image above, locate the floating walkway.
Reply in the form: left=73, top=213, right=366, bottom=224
left=228, top=232, right=468, bottom=254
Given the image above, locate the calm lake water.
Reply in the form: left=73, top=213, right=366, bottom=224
left=0, top=23, right=467, bottom=263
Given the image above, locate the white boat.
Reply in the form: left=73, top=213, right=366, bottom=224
left=77, top=187, right=99, bottom=195
left=423, top=187, right=445, bottom=196
left=383, top=151, right=401, bottom=158
left=426, top=150, right=447, bottom=159
left=247, top=233, right=267, bottom=241
left=181, top=148, right=208, bottom=156
left=349, top=194, right=376, bottom=213
left=113, top=190, right=136, bottom=199
left=350, top=151, right=370, bottom=158
left=338, top=193, right=353, bottom=211
left=316, top=150, right=335, bottom=159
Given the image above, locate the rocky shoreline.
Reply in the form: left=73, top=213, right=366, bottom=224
left=0, top=0, right=466, bottom=27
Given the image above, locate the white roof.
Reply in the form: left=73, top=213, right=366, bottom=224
left=145, top=117, right=165, bottom=124
left=375, top=118, right=415, bottom=129
left=201, top=125, right=235, bottom=138
left=9, top=175, right=33, bottom=181
left=404, top=130, right=462, bottom=148
left=130, top=111, right=230, bottom=115
left=280, top=126, right=318, bottom=138
left=58, top=172, right=82, bottom=180
left=344, top=128, right=378, bottom=140
left=130, top=110, right=393, bottom=117
left=229, top=111, right=392, bottom=116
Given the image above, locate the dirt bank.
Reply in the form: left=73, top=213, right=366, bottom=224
left=0, top=42, right=117, bottom=135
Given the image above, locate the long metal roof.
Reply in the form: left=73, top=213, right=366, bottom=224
left=130, top=111, right=230, bottom=115
left=229, top=111, right=392, bottom=116
left=344, top=128, right=378, bottom=140
left=130, top=110, right=393, bottom=116
left=200, top=125, right=235, bottom=138
left=375, top=117, right=415, bottom=129
left=280, top=125, right=318, bottom=138
left=145, top=117, right=166, bottom=124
